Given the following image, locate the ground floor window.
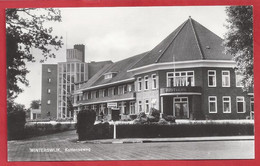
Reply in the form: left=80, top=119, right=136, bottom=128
left=145, top=100, right=149, bottom=114
left=209, top=96, right=217, bottom=113
left=236, top=96, right=245, bottom=113
left=223, top=96, right=231, bottom=113
left=138, top=101, right=142, bottom=112
left=130, top=101, right=135, bottom=114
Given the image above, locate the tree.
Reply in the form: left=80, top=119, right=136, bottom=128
left=30, top=100, right=41, bottom=109
left=6, top=8, right=63, bottom=108
left=223, top=6, right=253, bottom=91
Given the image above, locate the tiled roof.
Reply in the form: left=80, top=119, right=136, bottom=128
left=80, top=52, right=147, bottom=90
left=131, top=17, right=232, bottom=69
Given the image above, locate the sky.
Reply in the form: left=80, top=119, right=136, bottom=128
left=14, top=6, right=229, bottom=108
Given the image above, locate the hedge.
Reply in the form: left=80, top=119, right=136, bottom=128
left=8, top=123, right=76, bottom=140
left=87, top=122, right=254, bottom=140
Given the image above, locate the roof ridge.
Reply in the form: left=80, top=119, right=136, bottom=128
left=155, top=19, right=189, bottom=63
left=189, top=17, right=205, bottom=60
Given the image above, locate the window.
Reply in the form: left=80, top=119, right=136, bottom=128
left=130, top=102, right=135, bottom=114
left=167, top=71, right=194, bottom=87
left=47, top=68, right=51, bottom=73
left=208, top=70, right=216, bottom=87
left=128, top=84, right=133, bottom=92
left=208, top=96, right=217, bottom=113
left=152, top=74, right=157, bottom=89
left=144, top=76, right=149, bottom=90
left=138, top=77, right=142, bottom=91
left=47, top=100, right=51, bottom=105
left=48, top=78, right=51, bottom=83
left=236, top=73, right=243, bottom=87
left=236, top=97, right=245, bottom=113
left=223, top=96, right=231, bottom=113
left=96, top=91, right=99, bottom=98
left=145, top=100, right=150, bottom=114
left=108, top=88, right=114, bottom=96
left=47, top=89, right=51, bottom=94
left=222, top=71, right=230, bottom=87
left=104, top=73, right=112, bottom=79
left=104, top=89, right=108, bottom=97
left=138, top=101, right=142, bottom=112
left=250, top=97, right=254, bottom=112
left=118, top=86, right=124, bottom=95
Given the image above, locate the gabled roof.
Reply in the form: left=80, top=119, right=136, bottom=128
left=130, top=17, right=232, bottom=70
left=79, top=52, right=147, bottom=90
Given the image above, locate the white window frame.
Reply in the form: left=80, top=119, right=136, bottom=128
left=138, top=101, right=142, bottom=112
left=130, top=101, right=135, bottom=114
left=144, top=75, right=149, bottom=90
left=236, top=96, right=246, bottom=113
left=47, top=68, right=51, bottom=73
left=47, top=100, right=51, bottom=105
left=236, top=73, right=243, bottom=87
left=223, top=96, right=231, bottom=113
left=104, top=73, right=112, bottom=79
left=152, top=74, right=157, bottom=89
left=137, top=77, right=142, bottom=91
left=145, top=100, right=150, bottom=114
left=48, top=78, right=51, bottom=83
left=208, top=96, right=217, bottom=113
left=167, top=71, right=194, bottom=87
left=47, top=89, right=51, bottom=94
left=222, top=70, right=230, bottom=87
left=208, top=70, right=216, bottom=87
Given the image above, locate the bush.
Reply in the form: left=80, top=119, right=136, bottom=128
left=137, top=112, right=146, bottom=119
left=158, top=118, right=169, bottom=125
left=147, top=115, right=157, bottom=122
left=164, top=115, right=176, bottom=123
left=8, top=111, right=26, bottom=140
left=129, top=114, right=138, bottom=120
left=55, top=123, right=62, bottom=132
left=92, top=122, right=111, bottom=139
left=76, top=109, right=96, bottom=140
left=150, top=108, right=160, bottom=120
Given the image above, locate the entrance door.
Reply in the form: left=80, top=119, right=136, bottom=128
left=174, top=97, right=189, bottom=119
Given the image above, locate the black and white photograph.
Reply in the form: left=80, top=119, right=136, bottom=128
left=6, top=6, right=254, bottom=161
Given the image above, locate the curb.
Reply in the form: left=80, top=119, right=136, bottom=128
left=84, top=136, right=254, bottom=144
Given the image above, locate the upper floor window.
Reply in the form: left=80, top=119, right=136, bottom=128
left=108, top=87, right=114, bottom=96
left=152, top=74, right=157, bottom=89
left=223, top=96, right=231, bottom=113
left=48, top=78, right=51, bottom=83
left=167, top=71, right=194, bottom=87
left=236, top=73, right=243, bottom=87
left=208, top=70, right=216, bottom=87
left=222, top=70, right=230, bottom=87
left=208, top=96, right=217, bottom=113
left=47, top=89, right=51, bottom=94
left=236, top=96, right=245, bottom=113
left=138, top=77, right=142, bottom=91
left=144, top=76, right=149, bottom=90
left=96, top=91, right=99, bottom=98
left=118, top=86, right=124, bottom=95
left=47, top=68, right=51, bottom=73
left=104, top=89, right=108, bottom=97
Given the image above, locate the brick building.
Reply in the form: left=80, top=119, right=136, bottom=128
left=74, top=17, right=254, bottom=120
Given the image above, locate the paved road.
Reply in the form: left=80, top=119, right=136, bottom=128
left=8, top=130, right=254, bottom=161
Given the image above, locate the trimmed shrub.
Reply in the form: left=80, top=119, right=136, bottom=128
left=147, top=115, right=157, bottom=122
left=92, top=122, right=111, bottom=139
left=158, top=118, right=168, bottom=125
left=76, top=109, right=96, bottom=140
left=55, top=123, right=62, bottom=132
left=7, top=111, right=26, bottom=140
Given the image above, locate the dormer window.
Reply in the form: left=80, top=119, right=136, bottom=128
left=104, top=72, right=117, bottom=79
left=104, top=73, right=113, bottom=79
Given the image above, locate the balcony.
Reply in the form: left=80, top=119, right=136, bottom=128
left=77, top=92, right=136, bottom=105
left=160, top=86, right=202, bottom=96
